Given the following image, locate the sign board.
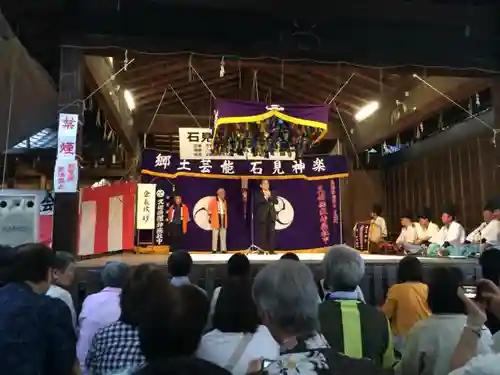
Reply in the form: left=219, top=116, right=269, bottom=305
left=136, top=183, right=157, bottom=230
left=179, top=127, right=295, bottom=160
left=53, top=158, right=79, bottom=193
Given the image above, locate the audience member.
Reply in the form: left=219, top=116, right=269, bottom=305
left=248, top=259, right=387, bottom=375
left=125, top=284, right=230, bottom=375
left=0, top=243, right=76, bottom=375
left=209, top=253, right=251, bottom=322
left=319, top=245, right=395, bottom=369
left=86, top=264, right=162, bottom=375
left=479, top=248, right=500, bottom=334
left=280, top=252, right=300, bottom=261
left=167, top=251, right=206, bottom=295
left=381, top=256, right=431, bottom=350
left=0, top=245, right=16, bottom=286
left=395, top=267, right=493, bottom=375
left=197, top=277, right=279, bottom=375
left=449, top=279, right=500, bottom=375
left=77, top=261, right=131, bottom=373
left=46, top=251, right=77, bottom=328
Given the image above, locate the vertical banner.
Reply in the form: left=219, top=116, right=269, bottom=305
left=154, top=187, right=167, bottom=245
left=53, top=159, right=79, bottom=193
left=136, top=183, right=157, bottom=230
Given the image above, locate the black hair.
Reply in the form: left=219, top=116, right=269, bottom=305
left=427, top=266, right=465, bottom=314
left=12, top=243, right=54, bottom=284
left=168, top=251, right=193, bottom=278
left=479, top=248, right=500, bottom=285
left=138, top=284, right=209, bottom=362
left=0, top=245, right=16, bottom=285
left=372, top=204, right=382, bottom=216
left=120, top=264, right=162, bottom=326
left=53, top=251, right=75, bottom=272
left=442, top=203, right=457, bottom=219
left=281, top=252, right=300, bottom=261
left=213, top=279, right=259, bottom=334
left=226, top=253, right=250, bottom=277
left=418, top=207, right=432, bottom=221
left=400, top=210, right=413, bottom=221
left=397, top=256, right=424, bottom=283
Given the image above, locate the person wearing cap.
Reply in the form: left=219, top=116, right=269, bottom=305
left=427, top=205, right=466, bottom=257
left=395, top=211, right=419, bottom=254
left=415, top=208, right=440, bottom=245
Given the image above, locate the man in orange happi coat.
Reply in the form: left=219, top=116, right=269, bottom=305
left=209, top=188, right=228, bottom=254
left=167, top=194, right=190, bottom=252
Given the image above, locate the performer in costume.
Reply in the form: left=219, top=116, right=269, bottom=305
left=370, top=204, right=388, bottom=240
left=209, top=188, right=228, bottom=254
left=369, top=204, right=397, bottom=254
left=460, top=200, right=500, bottom=257
left=167, top=194, right=190, bottom=252
left=427, top=205, right=466, bottom=257
left=395, top=211, right=419, bottom=254
left=415, top=208, right=440, bottom=245
left=254, top=179, right=278, bottom=253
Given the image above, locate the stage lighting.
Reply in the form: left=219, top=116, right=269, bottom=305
left=355, top=101, right=380, bottom=122
left=124, top=89, right=136, bottom=111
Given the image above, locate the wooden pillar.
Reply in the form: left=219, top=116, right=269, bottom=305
left=51, top=47, right=84, bottom=256
left=493, top=78, right=500, bottom=129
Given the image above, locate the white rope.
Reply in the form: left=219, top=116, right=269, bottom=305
left=143, top=88, right=167, bottom=148
left=168, top=84, right=203, bottom=127
left=190, top=64, right=217, bottom=100
left=58, top=58, right=135, bottom=114
left=2, top=48, right=18, bottom=189
left=325, top=73, right=354, bottom=105
left=413, top=73, right=499, bottom=146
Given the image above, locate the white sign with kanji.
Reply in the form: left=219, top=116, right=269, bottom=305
left=136, top=183, right=157, bottom=230
left=53, top=159, right=79, bottom=193
left=57, top=113, right=78, bottom=160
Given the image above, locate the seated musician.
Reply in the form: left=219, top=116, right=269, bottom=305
left=415, top=208, right=440, bottom=246
left=427, top=205, right=466, bottom=257
left=460, top=202, right=500, bottom=257
left=395, top=211, right=420, bottom=254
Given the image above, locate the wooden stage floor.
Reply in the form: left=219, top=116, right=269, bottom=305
left=75, top=252, right=480, bottom=306
left=76, top=252, right=477, bottom=269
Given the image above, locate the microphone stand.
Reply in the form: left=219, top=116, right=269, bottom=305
left=245, top=187, right=266, bottom=255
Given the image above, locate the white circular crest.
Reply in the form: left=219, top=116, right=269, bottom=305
left=156, top=189, right=165, bottom=198
left=193, top=196, right=213, bottom=231
left=274, top=196, right=294, bottom=230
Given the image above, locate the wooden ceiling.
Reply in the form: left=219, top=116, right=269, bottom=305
left=119, top=55, right=416, bottom=134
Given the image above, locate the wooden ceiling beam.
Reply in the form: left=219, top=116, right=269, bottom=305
left=121, top=62, right=191, bottom=87
left=135, top=73, right=237, bottom=107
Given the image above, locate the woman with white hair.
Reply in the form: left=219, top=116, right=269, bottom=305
left=248, top=259, right=385, bottom=375
left=319, top=245, right=395, bottom=369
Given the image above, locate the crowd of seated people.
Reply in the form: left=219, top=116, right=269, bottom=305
left=366, top=197, right=500, bottom=258
left=2, top=243, right=500, bottom=374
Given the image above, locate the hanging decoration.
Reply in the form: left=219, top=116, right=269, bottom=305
left=220, top=56, right=225, bottom=78
left=475, top=93, right=481, bottom=106
left=210, top=99, right=328, bottom=159
left=438, top=112, right=444, bottom=130
left=396, top=134, right=401, bottom=148
left=390, top=100, right=408, bottom=125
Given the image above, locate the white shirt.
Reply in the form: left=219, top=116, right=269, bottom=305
left=448, top=353, right=500, bottom=375
left=467, top=220, right=500, bottom=245
left=395, top=314, right=492, bottom=375
left=196, top=326, right=280, bottom=375
left=430, top=221, right=466, bottom=246
left=46, top=284, right=77, bottom=330
left=372, top=216, right=388, bottom=238
left=396, top=225, right=419, bottom=244
left=416, top=222, right=440, bottom=241
left=218, top=198, right=224, bottom=215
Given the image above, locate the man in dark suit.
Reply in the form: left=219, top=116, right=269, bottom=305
left=254, top=179, right=278, bottom=253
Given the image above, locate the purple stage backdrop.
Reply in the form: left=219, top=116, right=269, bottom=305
left=139, top=154, right=344, bottom=251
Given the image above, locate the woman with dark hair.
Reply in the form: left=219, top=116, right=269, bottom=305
left=119, top=284, right=230, bottom=375
left=46, top=251, right=77, bottom=329
left=86, top=264, right=165, bottom=375
left=208, top=254, right=251, bottom=324
left=395, top=267, right=493, bottom=375
left=381, top=256, right=430, bottom=350
left=280, top=252, right=300, bottom=261
left=197, top=279, right=279, bottom=375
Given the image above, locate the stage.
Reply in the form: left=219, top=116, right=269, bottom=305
left=75, top=252, right=482, bottom=306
